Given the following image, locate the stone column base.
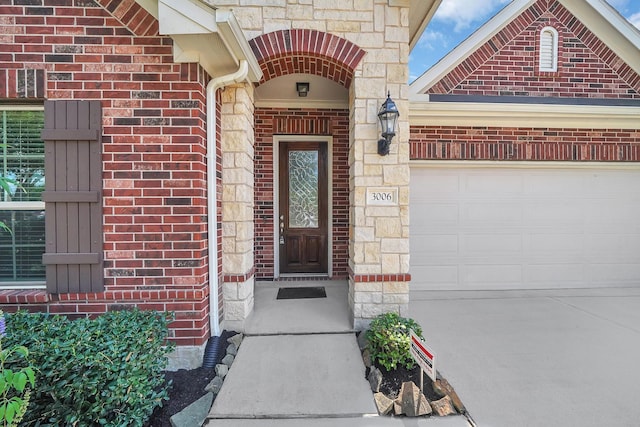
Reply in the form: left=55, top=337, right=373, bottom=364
left=349, top=275, right=410, bottom=330
left=222, top=274, right=255, bottom=333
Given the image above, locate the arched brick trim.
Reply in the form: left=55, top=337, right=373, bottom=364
left=95, top=0, right=158, bottom=37
left=249, top=29, right=366, bottom=88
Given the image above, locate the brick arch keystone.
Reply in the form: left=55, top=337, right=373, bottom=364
left=249, top=29, right=366, bottom=88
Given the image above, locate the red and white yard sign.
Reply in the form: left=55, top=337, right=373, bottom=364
left=410, top=330, right=436, bottom=382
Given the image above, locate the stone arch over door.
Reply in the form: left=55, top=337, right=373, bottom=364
left=250, top=30, right=364, bottom=279
left=249, top=29, right=366, bottom=87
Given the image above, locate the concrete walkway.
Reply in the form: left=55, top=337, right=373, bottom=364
left=205, top=280, right=470, bottom=427
left=409, top=287, right=640, bottom=427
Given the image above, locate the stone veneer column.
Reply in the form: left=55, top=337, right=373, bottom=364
left=220, top=82, right=255, bottom=331
left=349, top=0, right=411, bottom=329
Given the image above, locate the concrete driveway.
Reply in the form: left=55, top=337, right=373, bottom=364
left=409, top=287, right=640, bottom=427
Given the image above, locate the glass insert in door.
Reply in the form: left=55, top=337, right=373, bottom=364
left=288, top=150, right=319, bottom=228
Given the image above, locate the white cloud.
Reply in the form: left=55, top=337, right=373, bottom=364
left=433, top=0, right=512, bottom=32
left=417, top=29, right=449, bottom=51
left=630, top=12, right=640, bottom=29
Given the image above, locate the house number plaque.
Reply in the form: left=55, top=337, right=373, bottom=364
left=366, top=187, right=398, bottom=206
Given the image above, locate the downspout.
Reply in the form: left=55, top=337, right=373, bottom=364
left=206, top=59, right=249, bottom=338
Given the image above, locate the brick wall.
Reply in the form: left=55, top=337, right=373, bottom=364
left=427, top=0, right=640, bottom=98
left=410, top=126, right=640, bottom=161
left=254, top=107, right=350, bottom=279
left=0, top=0, right=217, bottom=346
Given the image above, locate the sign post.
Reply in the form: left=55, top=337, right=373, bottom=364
left=409, top=330, right=436, bottom=392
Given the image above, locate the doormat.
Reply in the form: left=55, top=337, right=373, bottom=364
left=276, top=286, right=327, bottom=300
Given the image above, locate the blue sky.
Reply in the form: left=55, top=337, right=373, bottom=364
left=409, top=0, right=640, bottom=82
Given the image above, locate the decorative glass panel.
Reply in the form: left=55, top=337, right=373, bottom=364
left=288, top=150, right=318, bottom=228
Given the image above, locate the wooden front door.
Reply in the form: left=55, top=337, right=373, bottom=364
left=279, top=141, right=328, bottom=274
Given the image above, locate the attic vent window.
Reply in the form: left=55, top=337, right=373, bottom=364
left=539, top=27, right=559, bottom=72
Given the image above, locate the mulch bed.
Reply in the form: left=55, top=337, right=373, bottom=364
left=375, top=363, right=442, bottom=402
left=146, top=367, right=215, bottom=427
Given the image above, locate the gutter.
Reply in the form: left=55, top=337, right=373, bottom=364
left=207, top=59, right=249, bottom=337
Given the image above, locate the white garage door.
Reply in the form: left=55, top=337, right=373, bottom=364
left=410, top=164, right=640, bottom=291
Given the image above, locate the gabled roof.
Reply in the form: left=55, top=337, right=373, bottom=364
left=410, top=0, right=640, bottom=95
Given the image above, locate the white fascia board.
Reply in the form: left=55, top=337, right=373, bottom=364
left=409, top=0, right=533, bottom=95
left=564, top=0, right=640, bottom=76
left=409, top=98, right=640, bottom=129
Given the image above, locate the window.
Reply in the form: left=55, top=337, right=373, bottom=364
left=539, top=27, right=559, bottom=72
left=0, top=107, right=46, bottom=288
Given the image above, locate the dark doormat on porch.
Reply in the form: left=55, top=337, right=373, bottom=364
left=276, top=286, right=327, bottom=300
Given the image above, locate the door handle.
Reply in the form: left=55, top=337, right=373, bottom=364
left=279, top=215, right=285, bottom=244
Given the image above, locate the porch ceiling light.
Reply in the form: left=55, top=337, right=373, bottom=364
left=296, top=82, right=310, bottom=97
left=377, top=92, right=399, bottom=156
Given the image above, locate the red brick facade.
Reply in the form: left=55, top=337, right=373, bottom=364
left=426, top=1, right=640, bottom=97
left=412, top=0, right=640, bottom=162
left=0, top=0, right=217, bottom=346
left=254, top=108, right=350, bottom=280
left=411, top=127, right=640, bottom=161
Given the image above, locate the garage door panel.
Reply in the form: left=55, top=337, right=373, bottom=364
left=525, top=264, right=586, bottom=285
left=524, top=202, right=584, bottom=224
left=461, top=233, right=522, bottom=255
left=410, top=166, right=640, bottom=290
left=524, top=173, right=585, bottom=195
left=525, top=233, right=585, bottom=254
left=462, top=202, right=522, bottom=224
left=462, top=264, right=523, bottom=286
left=464, top=174, right=523, bottom=194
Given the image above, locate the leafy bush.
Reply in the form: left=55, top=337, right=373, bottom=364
left=4, top=309, right=174, bottom=426
left=0, top=312, right=35, bottom=427
left=365, top=312, right=423, bottom=371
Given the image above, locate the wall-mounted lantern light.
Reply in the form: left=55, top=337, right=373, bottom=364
left=377, top=92, right=399, bottom=156
left=296, top=82, right=310, bottom=97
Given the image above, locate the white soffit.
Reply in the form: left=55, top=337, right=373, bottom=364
left=136, top=0, right=261, bottom=82
left=408, top=0, right=443, bottom=51
left=409, top=98, right=640, bottom=129
left=409, top=0, right=640, bottom=95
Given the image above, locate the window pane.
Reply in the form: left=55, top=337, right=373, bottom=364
left=1, top=110, right=45, bottom=202
left=0, top=210, right=46, bottom=282
left=1, top=109, right=45, bottom=285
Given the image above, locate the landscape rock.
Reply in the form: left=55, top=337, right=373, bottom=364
left=362, top=348, right=372, bottom=368
left=433, top=378, right=466, bottom=413
left=169, top=392, right=213, bottom=427
left=374, top=392, right=394, bottom=415
left=215, top=363, right=229, bottom=379
left=368, top=366, right=383, bottom=393
left=394, top=401, right=403, bottom=416
left=221, top=354, right=235, bottom=366
left=227, top=333, right=243, bottom=349
left=397, top=381, right=427, bottom=417
left=357, top=330, right=368, bottom=350
left=418, top=393, right=432, bottom=416
left=204, top=376, right=224, bottom=394
left=431, top=395, right=457, bottom=416
left=226, top=343, right=238, bottom=356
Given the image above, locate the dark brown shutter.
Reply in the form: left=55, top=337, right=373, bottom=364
left=41, top=100, right=104, bottom=294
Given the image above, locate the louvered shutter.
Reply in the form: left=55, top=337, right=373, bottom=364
left=41, top=100, right=104, bottom=293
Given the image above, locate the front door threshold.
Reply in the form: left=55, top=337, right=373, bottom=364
left=277, top=273, right=330, bottom=281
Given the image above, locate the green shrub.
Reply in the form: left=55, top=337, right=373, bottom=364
left=0, top=311, right=35, bottom=427
left=4, top=309, right=174, bottom=426
left=365, top=312, right=423, bottom=371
